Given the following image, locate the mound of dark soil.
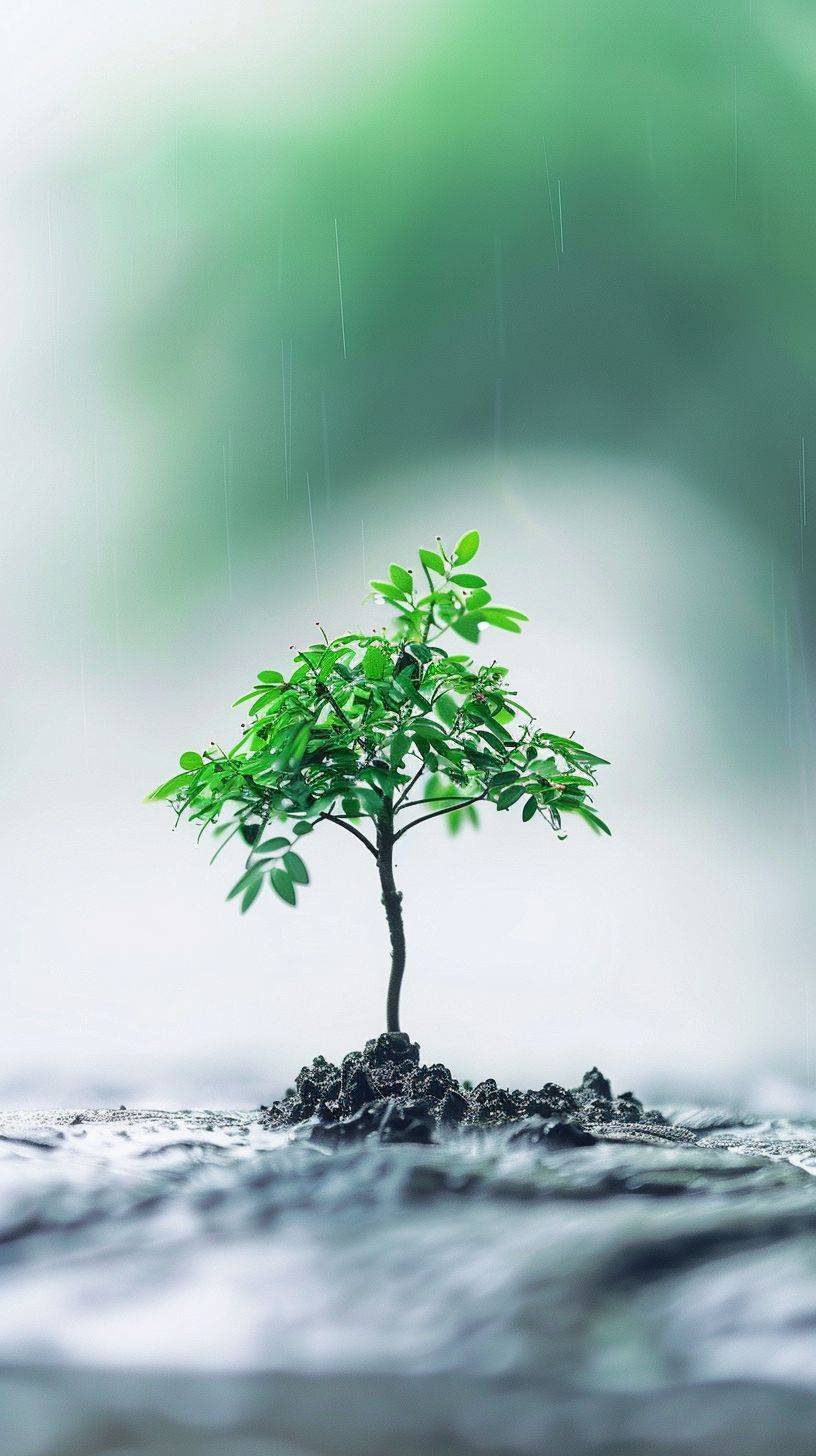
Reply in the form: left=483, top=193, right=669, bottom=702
left=261, top=1033, right=666, bottom=1148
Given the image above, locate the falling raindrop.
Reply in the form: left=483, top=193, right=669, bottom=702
left=321, top=392, right=332, bottom=514
left=494, top=235, right=505, bottom=359
left=78, top=639, right=89, bottom=766
left=542, top=140, right=560, bottom=269
left=280, top=339, right=289, bottom=498
left=334, top=217, right=348, bottom=359
left=557, top=179, right=565, bottom=254
left=733, top=66, right=739, bottom=203
left=783, top=604, right=793, bottom=748
left=806, top=984, right=812, bottom=1089
left=770, top=556, right=777, bottom=672
left=799, top=435, right=808, bottom=572
left=93, top=433, right=102, bottom=577
left=111, top=526, right=122, bottom=678
left=305, top=473, right=320, bottom=612
left=288, top=339, right=294, bottom=488
left=46, top=190, right=59, bottom=384
left=493, top=377, right=503, bottom=467
left=223, top=432, right=233, bottom=603
left=644, top=108, right=656, bottom=181
left=174, top=124, right=180, bottom=248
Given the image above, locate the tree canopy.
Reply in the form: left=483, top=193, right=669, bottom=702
left=148, top=531, right=609, bottom=914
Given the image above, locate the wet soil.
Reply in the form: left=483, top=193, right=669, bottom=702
left=261, top=1031, right=668, bottom=1148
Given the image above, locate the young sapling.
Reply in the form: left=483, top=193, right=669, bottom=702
left=148, top=532, right=610, bottom=1034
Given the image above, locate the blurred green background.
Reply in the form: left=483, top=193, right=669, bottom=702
left=2, top=0, right=814, bottom=1101
left=94, top=0, right=816, bottom=621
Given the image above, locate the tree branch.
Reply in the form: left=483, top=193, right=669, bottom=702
left=420, top=562, right=436, bottom=644
left=398, top=793, right=471, bottom=810
left=318, top=813, right=378, bottom=857
left=394, top=764, right=424, bottom=811
left=301, top=651, right=356, bottom=732
left=245, top=806, right=272, bottom=868
left=394, top=795, right=485, bottom=840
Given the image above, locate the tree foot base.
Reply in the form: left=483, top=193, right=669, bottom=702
left=262, top=1041, right=669, bottom=1148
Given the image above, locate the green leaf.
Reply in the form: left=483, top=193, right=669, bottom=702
left=496, top=785, right=525, bottom=810
left=241, top=878, right=263, bottom=913
left=356, top=788, right=384, bottom=817
left=293, top=820, right=314, bottom=836
left=418, top=547, right=444, bottom=575
left=362, top=645, right=389, bottom=680
left=342, top=795, right=361, bottom=817
left=363, top=762, right=395, bottom=794
left=412, top=719, right=447, bottom=741
left=451, top=573, right=486, bottom=588
left=146, top=772, right=192, bottom=802
left=288, top=724, right=311, bottom=766
left=390, top=731, right=410, bottom=768
left=270, top=868, right=297, bottom=906
left=522, top=796, right=537, bottom=822
left=257, top=670, right=284, bottom=684
left=228, top=866, right=262, bottom=900
left=434, top=740, right=466, bottom=767
left=474, top=733, right=505, bottom=758
left=254, top=837, right=290, bottom=855
left=486, top=768, right=518, bottom=792
left=574, top=805, right=612, bottom=836
left=248, top=689, right=284, bottom=716
left=370, top=580, right=407, bottom=605
left=451, top=614, right=480, bottom=643
left=479, top=609, right=522, bottom=632
left=453, top=530, right=480, bottom=565
left=389, top=563, right=414, bottom=594
left=423, top=773, right=445, bottom=800
left=179, top=751, right=203, bottom=771
left=406, top=641, right=432, bottom=663
left=402, top=682, right=433, bottom=712
left=434, top=693, right=459, bottom=727
left=283, top=851, right=309, bottom=885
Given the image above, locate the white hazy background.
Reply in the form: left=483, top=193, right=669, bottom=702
left=1, top=2, right=813, bottom=1107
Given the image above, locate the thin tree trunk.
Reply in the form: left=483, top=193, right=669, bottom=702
left=377, top=810, right=406, bottom=1034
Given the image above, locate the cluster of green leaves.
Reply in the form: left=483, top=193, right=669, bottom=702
left=369, top=529, right=525, bottom=644
left=148, top=532, right=609, bottom=911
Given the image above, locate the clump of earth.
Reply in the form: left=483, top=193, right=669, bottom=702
left=261, top=1031, right=667, bottom=1147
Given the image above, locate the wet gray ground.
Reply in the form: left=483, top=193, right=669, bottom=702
left=1, top=1103, right=816, bottom=1455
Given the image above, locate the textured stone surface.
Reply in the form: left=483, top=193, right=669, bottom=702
left=1, top=1103, right=816, bottom=1455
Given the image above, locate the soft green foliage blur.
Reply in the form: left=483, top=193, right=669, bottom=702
left=149, top=533, right=608, bottom=912
left=92, top=0, right=816, bottom=654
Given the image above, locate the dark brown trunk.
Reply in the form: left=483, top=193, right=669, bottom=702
left=377, top=810, right=406, bottom=1034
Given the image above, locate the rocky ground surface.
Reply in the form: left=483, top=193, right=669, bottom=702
left=1, top=1064, right=816, bottom=1455
left=261, top=1031, right=670, bottom=1147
